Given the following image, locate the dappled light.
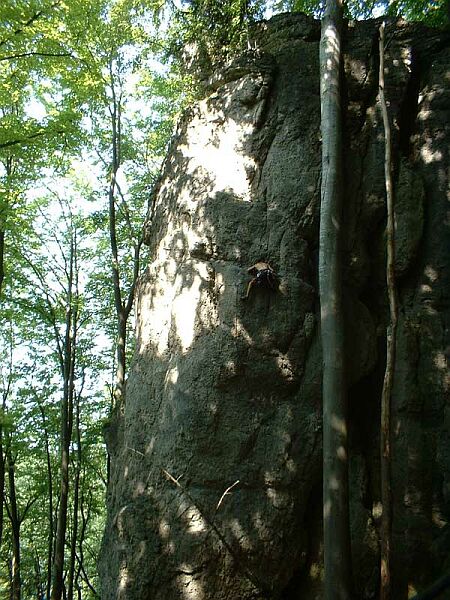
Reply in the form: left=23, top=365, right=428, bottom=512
left=172, top=271, right=206, bottom=352
left=118, top=564, right=130, bottom=594
left=179, top=115, right=256, bottom=201
left=98, top=11, right=450, bottom=600
left=182, top=506, right=207, bottom=535
left=420, top=143, right=443, bottom=164
left=1, top=0, right=449, bottom=596
left=176, top=566, right=205, bottom=600
left=229, top=519, right=253, bottom=550
left=330, top=414, right=347, bottom=436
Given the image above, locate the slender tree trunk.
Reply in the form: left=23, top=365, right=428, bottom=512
left=51, top=333, right=72, bottom=600
left=51, top=369, right=72, bottom=600
left=77, top=482, right=99, bottom=598
left=108, top=81, right=125, bottom=409
left=0, top=156, right=14, bottom=299
left=51, top=237, right=78, bottom=600
left=7, top=454, right=21, bottom=600
left=38, top=402, right=54, bottom=600
left=379, top=22, right=397, bottom=600
left=108, top=180, right=124, bottom=399
left=319, top=1, right=352, bottom=599
left=0, top=426, right=5, bottom=551
left=34, top=549, right=44, bottom=600
left=108, top=128, right=130, bottom=409
left=0, top=229, right=5, bottom=297
left=1, top=352, right=13, bottom=554
left=115, top=311, right=127, bottom=401
left=67, top=467, right=80, bottom=600
left=107, top=67, right=142, bottom=410
left=67, top=392, right=81, bottom=600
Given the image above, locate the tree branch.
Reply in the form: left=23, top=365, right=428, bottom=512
left=0, top=129, right=64, bottom=150
left=0, top=2, right=61, bottom=47
left=0, top=12, right=44, bottom=47
left=0, top=51, right=73, bottom=62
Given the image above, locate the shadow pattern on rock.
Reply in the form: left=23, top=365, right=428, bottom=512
left=99, top=14, right=450, bottom=600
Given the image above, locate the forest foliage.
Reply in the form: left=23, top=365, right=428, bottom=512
left=0, top=0, right=447, bottom=598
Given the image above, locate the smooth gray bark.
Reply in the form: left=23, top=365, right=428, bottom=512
left=319, top=1, right=352, bottom=598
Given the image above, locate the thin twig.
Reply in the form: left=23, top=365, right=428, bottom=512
left=216, top=480, right=240, bottom=510
left=162, top=469, right=272, bottom=598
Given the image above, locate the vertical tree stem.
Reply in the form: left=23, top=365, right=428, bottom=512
left=319, top=1, right=352, bottom=598
left=379, top=21, right=398, bottom=600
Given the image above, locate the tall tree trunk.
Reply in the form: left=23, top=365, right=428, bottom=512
left=108, top=177, right=125, bottom=407
left=107, top=64, right=142, bottom=411
left=33, top=549, right=45, bottom=600
left=1, top=346, right=13, bottom=554
left=51, top=323, right=72, bottom=600
left=38, top=401, right=54, bottom=600
left=319, top=1, right=352, bottom=599
left=51, top=236, right=78, bottom=600
left=0, top=421, right=5, bottom=551
left=51, top=356, right=72, bottom=600
left=78, top=482, right=99, bottom=598
left=67, top=391, right=82, bottom=600
left=0, top=229, right=5, bottom=298
left=7, top=454, right=21, bottom=600
left=108, top=79, right=126, bottom=410
left=0, top=155, right=14, bottom=300
left=379, top=21, right=397, bottom=600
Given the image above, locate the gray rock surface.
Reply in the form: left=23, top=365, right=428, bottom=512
left=100, top=14, right=450, bottom=600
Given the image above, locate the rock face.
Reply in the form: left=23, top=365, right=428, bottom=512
left=100, top=14, right=450, bottom=600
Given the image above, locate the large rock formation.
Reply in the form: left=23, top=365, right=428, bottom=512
left=100, top=14, right=450, bottom=600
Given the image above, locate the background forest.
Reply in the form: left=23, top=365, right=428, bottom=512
left=0, top=1, right=447, bottom=599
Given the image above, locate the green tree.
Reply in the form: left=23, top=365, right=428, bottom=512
left=0, top=190, right=109, bottom=600
left=273, top=0, right=448, bottom=24
left=0, top=1, right=183, bottom=598
left=170, top=0, right=265, bottom=68
left=75, top=0, right=184, bottom=414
